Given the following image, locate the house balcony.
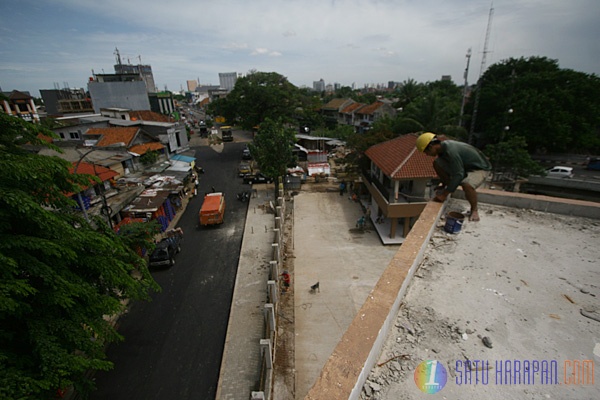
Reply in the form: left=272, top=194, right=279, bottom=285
left=360, top=171, right=428, bottom=243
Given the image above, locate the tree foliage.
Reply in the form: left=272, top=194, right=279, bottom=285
left=402, top=81, right=461, bottom=131
left=207, top=71, right=302, bottom=130
left=0, top=114, right=159, bottom=399
left=248, top=118, right=297, bottom=181
left=484, top=135, right=545, bottom=177
left=469, top=56, right=600, bottom=154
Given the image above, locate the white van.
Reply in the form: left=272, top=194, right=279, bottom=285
left=546, top=166, right=574, bottom=178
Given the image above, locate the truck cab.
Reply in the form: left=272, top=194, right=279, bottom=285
left=199, top=192, right=226, bottom=226
left=221, top=126, right=233, bottom=142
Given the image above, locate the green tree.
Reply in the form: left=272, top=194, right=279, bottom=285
left=484, top=135, right=545, bottom=177
left=395, top=78, right=424, bottom=109
left=469, top=56, right=600, bottom=153
left=0, top=114, right=159, bottom=399
left=249, top=118, right=297, bottom=182
left=402, top=82, right=461, bottom=131
left=207, top=71, right=302, bottom=130
left=139, top=150, right=159, bottom=165
left=347, top=116, right=399, bottom=154
left=295, top=93, right=324, bottom=132
left=312, top=124, right=355, bottom=141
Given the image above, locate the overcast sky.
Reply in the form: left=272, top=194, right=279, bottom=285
left=1, top=0, right=599, bottom=97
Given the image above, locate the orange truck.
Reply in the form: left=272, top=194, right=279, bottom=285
left=199, top=192, right=225, bottom=226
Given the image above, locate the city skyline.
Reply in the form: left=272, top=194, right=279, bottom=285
left=1, top=0, right=599, bottom=97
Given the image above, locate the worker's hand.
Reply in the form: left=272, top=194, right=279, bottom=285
left=433, top=191, right=449, bottom=203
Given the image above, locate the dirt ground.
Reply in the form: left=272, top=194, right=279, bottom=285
left=361, top=199, right=600, bottom=400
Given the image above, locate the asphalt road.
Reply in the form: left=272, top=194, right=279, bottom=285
left=91, top=141, right=251, bottom=400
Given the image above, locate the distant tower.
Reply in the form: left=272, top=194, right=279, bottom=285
left=458, top=48, right=472, bottom=127
left=468, top=3, right=494, bottom=143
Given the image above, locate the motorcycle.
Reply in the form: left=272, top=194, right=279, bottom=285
left=237, top=191, right=250, bottom=202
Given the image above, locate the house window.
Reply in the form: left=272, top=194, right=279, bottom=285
left=69, top=131, right=80, bottom=139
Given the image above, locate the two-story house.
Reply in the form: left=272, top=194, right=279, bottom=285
left=362, top=134, right=438, bottom=240
left=353, top=101, right=397, bottom=133
left=1, top=90, right=40, bottom=123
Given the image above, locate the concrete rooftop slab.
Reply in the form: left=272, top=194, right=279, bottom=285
left=364, top=199, right=600, bottom=399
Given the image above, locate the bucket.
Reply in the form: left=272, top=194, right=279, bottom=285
left=444, top=212, right=465, bottom=234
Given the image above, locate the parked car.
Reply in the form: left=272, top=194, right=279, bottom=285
left=242, top=145, right=252, bottom=160
left=238, top=162, right=252, bottom=177
left=546, top=166, right=574, bottom=178
left=149, top=230, right=183, bottom=267
left=586, top=157, right=600, bottom=171
left=243, top=172, right=273, bottom=184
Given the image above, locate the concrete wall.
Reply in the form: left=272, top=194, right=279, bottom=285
left=453, top=188, right=600, bottom=219
left=88, top=81, right=151, bottom=113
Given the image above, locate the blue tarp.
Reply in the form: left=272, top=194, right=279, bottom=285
left=171, top=154, right=196, bottom=163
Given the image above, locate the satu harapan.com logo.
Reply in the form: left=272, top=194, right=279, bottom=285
left=413, top=358, right=595, bottom=393
left=414, top=360, right=448, bottom=393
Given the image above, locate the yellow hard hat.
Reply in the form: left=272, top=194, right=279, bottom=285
left=416, top=132, right=436, bottom=152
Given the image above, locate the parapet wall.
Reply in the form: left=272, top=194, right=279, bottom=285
left=453, top=188, right=600, bottom=219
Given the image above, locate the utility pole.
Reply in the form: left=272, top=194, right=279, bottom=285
left=458, top=48, right=472, bottom=127
left=468, top=3, right=494, bottom=144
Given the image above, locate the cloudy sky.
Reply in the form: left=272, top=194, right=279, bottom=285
left=1, top=0, right=599, bottom=97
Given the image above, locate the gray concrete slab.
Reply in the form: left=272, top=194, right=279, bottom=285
left=292, top=192, right=400, bottom=398
left=364, top=198, right=600, bottom=399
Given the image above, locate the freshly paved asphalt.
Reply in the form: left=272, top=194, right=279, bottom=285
left=91, top=141, right=250, bottom=399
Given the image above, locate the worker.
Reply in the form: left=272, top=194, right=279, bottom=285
left=416, top=132, right=492, bottom=222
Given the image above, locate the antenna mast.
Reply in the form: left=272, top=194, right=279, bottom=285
left=458, top=48, right=472, bottom=127
left=468, top=3, right=494, bottom=144
left=114, top=47, right=122, bottom=66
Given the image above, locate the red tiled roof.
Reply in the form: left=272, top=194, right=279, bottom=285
left=88, top=127, right=139, bottom=147
left=322, top=98, right=352, bottom=110
left=129, top=142, right=165, bottom=155
left=356, top=101, right=384, bottom=115
left=364, top=134, right=438, bottom=180
left=129, top=110, right=174, bottom=123
left=341, top=102, right=364, bottom=114
left=37, top=133, right=53, bottom=143
left=69, top=161, right=119, bottom=181
left=8, top=90, right=32, bottom=100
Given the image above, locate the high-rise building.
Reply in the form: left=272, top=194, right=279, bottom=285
left=219, top=72, right=238, bottom=92
left=187, top=80, right=198, bottom=92
left=313, top=79, right=325, bottom=92
left=113, top=48, right=157, bottom=93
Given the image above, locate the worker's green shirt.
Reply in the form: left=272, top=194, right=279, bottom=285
left=438, top=140, right=492, bottom=193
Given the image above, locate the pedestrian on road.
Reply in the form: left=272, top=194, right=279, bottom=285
left=416, top=132, right=492, bottom=221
